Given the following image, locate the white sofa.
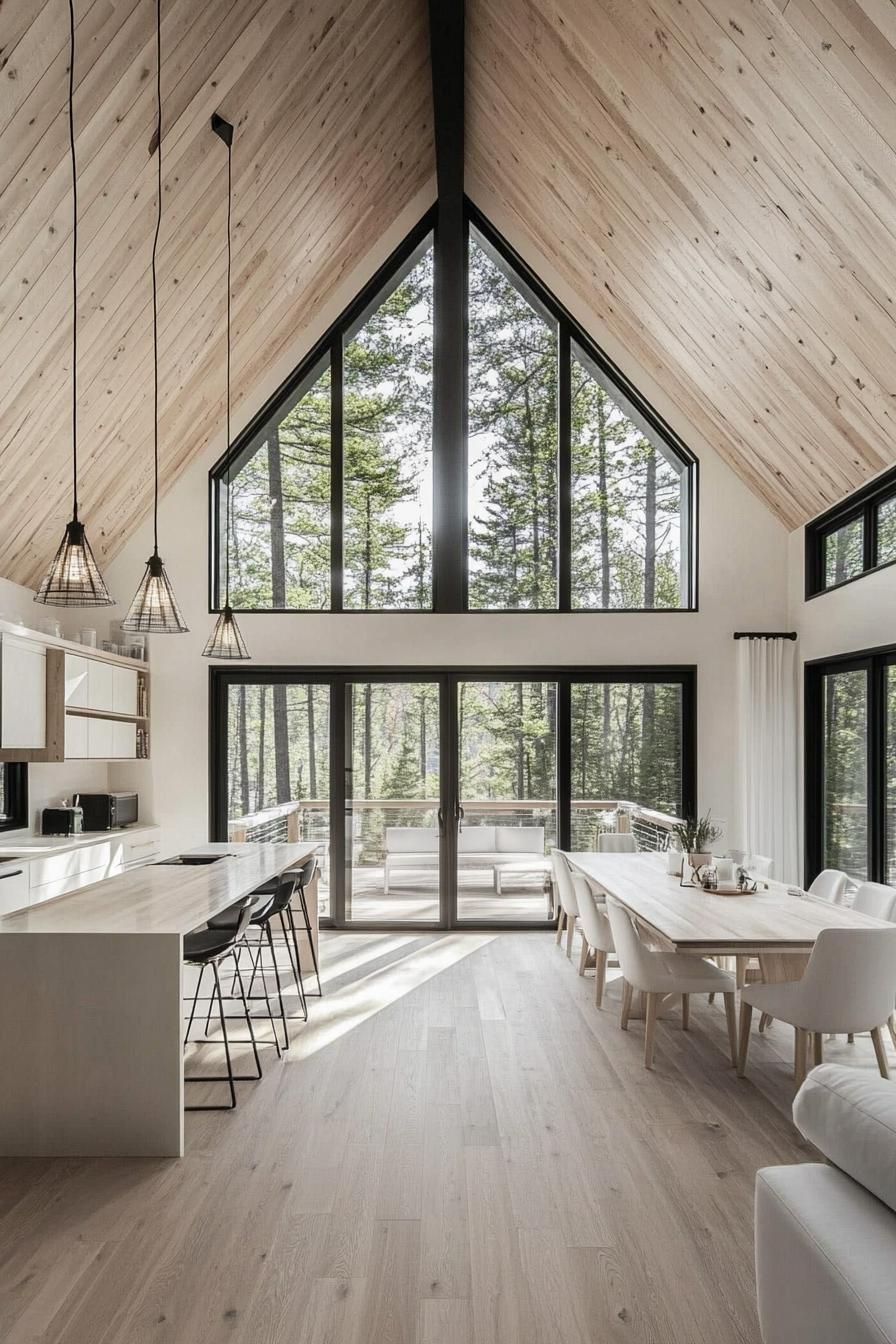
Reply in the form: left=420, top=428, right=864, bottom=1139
left=383, top=824, right=547, bottom=894
left=755, top=1062, right=896, bottom=1344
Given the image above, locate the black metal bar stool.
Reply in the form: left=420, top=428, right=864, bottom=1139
left=293, top=857, right=323, bottom=997
left=183, top=896, right=263, bottom=1111
left=212, top=874, right=305, bottom=1051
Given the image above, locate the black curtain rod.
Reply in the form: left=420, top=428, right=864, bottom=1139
left=733, top=631, right=797, bottom=640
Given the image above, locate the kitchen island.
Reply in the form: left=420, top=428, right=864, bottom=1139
left=0, top=842, right=315, bottom=1157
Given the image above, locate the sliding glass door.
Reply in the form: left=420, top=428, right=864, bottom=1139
left=211, top=666, right=695, bottom=928
left=806, top=648, right=896, bottom=884
left=455, top=678, right=557, bottom=923
left=345, top=679, right=441, bottom=922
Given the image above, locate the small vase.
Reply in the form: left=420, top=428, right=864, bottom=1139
left=665, top=848, right=683, bottom=876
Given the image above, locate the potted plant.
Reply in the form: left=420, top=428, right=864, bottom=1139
left=670, top=813, right=722, bottom=880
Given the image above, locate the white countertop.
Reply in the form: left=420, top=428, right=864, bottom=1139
left=0, top=825, right=159, bottom=862
left=0, top=842, right=315, bottom=934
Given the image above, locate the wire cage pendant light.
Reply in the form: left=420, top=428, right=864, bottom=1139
left=36, top=0, right=113, bottom=609
left=203, top=112, right=250, bottom=660
left=122, top=0, right=187, bottom=634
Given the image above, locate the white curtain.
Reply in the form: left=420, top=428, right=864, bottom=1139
left=735, top=637, right=800, bottom=884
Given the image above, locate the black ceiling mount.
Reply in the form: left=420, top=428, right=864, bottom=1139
left=210, top=112, right=234, bottom=147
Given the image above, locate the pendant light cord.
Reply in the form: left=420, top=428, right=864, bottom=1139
left=68, top=0, right=79, bottom=522
left=151, top=0, right=162, bottom=556
left=224, top=132, right=233, bottom=606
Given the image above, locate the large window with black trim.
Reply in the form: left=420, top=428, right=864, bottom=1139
left=211, top=205, right=697, bottom=613
left=805, top=645, right=896, bottom=884
left=0, top=764, right=27, bottom=833
left=805, top=465, right=896, bottom=598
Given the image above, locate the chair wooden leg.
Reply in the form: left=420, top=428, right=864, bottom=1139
left=566, top=914, right=576, bottom=959
left=555, top=908, right=565, bottom=945
left=812, top=1032, right=823, bottom=1068
left=644, top=992, right=659, bottom=1070
left=736, top=956, right=748, bottom=990
left=794, top=1029, right=808, bottom=1088
left=758, top=1013, right=772, bottom=1034
left=871, top=1026, right=890, bottom=1079
left=737, top=1001, right=753, bottom=1077
left=620, top=979, right=633, bottom=1030
left=594, top=949, right=607, bottom=1009
left=723, top=992, right=738, bottom=1067
left=888, top=1014, right=896, bottom=1051
left=578, top=935, right=590, bottom=977
left=681, top=994, right=690, bottom=1031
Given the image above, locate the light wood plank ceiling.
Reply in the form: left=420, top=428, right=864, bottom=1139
left=467, top=0, right=896, bottom=529
left=3, top=0, right=896, bottom=584
left=0, top=0, right=433, bottom=588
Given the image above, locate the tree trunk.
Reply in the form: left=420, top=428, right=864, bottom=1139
left=307, top=685, right=317, bottom=799
left=268, top=426, right=286, bottom=608
left=273, top=685, right=291, bottom=804
left=257, top=687, right=266, bottom=810
left=237, top=685, right=250, bottom=816
left=516, top=682, right=525, bottom=798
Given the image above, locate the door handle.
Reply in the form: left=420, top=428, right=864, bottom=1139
left=437, top=807, right=446, bottom=834
left=0, top=870, right=23, bottom=880
left=455, top=803, right=465, bottom=833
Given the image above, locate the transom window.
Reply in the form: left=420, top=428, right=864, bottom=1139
left=806, top=464, right=896, bottom=598
left=211, top=206, right=696, bottom=613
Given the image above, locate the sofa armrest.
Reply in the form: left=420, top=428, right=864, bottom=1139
left=793, top=1063, right=896, bottom=1215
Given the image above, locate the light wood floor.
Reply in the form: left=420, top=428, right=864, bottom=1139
left=0, top=930, right=885, bottom=1344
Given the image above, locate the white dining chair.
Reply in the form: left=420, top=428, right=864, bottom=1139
left=550, top=849, right=579, bottom=958
left=851, top=881, right=896, bottom=920
left=597, top=832, right=637, bottom=854
left=570, top=871, right=616, bottom=1006
left=807, top=869, right=849, bottom=905
left=749, top=854, right=774, bottom=880
left=738, top=926, right=896, bottom=1086
left=605, top=897, right=738, bottom=1070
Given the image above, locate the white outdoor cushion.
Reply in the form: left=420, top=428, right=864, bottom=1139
left=385, top=827, right=438, bottom=854
left=792, top=1063, right=896, bottom=1216
left=458, top=826, right=497, bottom=854
left=756, top=1162, right=896, bottom=1344
left=495, top=825, right=544, bottom=854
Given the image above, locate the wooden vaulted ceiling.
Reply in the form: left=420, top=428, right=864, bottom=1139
left=0, top=0, right=433, bottom=588
left=2, top=0, right=896, bottom=587
left=467, top=0, right=896, bottom=531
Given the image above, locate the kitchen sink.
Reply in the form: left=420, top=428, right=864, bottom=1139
left=153, top=854, right=233, bottom=866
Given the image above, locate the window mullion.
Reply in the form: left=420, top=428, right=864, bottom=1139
left=331, top=337, right=344, bottom=612
left=558, top=327, right=571, bottom=611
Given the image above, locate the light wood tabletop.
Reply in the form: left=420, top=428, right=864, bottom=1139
left=0, top=841, right=316, bottom=936
left=566, top=851, right=889, bottom=956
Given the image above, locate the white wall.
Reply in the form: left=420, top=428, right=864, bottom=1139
left=788, top=528, right=896, bottom=663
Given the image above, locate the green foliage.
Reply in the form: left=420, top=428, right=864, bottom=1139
left=671, top=812, right=722, bottom=855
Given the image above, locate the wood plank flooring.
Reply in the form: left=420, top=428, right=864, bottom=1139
left=0, top=929, right=882, bottom=1344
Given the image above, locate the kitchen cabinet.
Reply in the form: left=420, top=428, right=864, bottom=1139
left=64, top=654, right=89, bottom=708
left=112, top=721, right=136, bottom=758
left=0, top=636, right=46, bottom=750
left=112, top=667, right=138, bottom=717
left=0, top=866, right=28, bottom=917
left=87, top=659, right=114, bottom=713
left=64, top=712, right=88, bottom=759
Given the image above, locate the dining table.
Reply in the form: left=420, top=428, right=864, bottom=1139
left=565, top=850, right=890, bottom=1006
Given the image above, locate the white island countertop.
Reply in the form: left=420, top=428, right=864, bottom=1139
left=0, top=841, right=316, bottom=935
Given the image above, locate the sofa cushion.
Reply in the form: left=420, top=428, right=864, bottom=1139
left=458, top=826, right=497, bottom=854
left=793, top=1063, right=896, bottom=1216
left=496, top=825, right=544, bottom=854
left=385, top=827, right=439, bottom=854
left=756, top=1162, right=896, bottom=1344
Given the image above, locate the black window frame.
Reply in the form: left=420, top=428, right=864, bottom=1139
left=0, top=763, right=28, bottom=833
left=805, top=465, right=896, bottom=599
left=210, top=200, right=699, bottom=615
left=804, top=643, right=896, bottom=884
left=209, top=663, right=697, bottom=931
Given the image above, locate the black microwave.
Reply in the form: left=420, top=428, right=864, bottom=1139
left=78, top=792, right=138, bottom=831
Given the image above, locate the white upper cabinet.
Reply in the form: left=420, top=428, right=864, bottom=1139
left=64, top=654, right=90, bottom=708
left=112, top=667, right=138, bottom=717
left=0, top=636, right=46, bottom=750
left=87, top=659, right=114, bottom=713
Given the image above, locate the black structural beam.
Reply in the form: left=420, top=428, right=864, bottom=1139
left=429, top=0, right=466, bottom=612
